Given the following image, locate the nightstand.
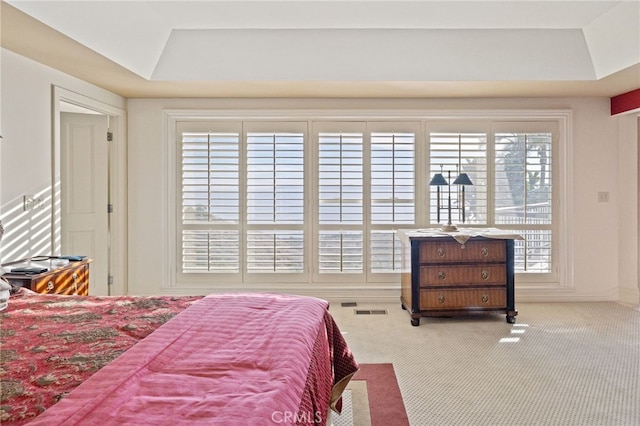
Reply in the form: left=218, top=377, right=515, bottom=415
left=1, top=257, right=92, bottom=295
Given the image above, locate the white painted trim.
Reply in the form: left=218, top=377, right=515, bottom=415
left=619, top=286, right=640, bottom=305
left=164, top=108, right=573, bottom=121
left=52, top=85, right=127, bottom=295
left=560, top=111, right=575, bottom=290
left=164, top=111, right=178, bottom=289
left=124, top=282, right=620, bottom=305
left=163, top=108, right=573, bottom=291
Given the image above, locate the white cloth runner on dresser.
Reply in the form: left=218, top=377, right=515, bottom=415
left=406, top=227, right=525, bottom=245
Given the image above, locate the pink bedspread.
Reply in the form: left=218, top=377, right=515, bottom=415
left=27, top=293, right=358, bottom=425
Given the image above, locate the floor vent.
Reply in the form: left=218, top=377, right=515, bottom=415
left=341, top=302, right=358, bottom=307
left=354, top=309, right=388, bottom=315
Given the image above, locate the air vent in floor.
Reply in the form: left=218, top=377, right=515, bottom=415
left=341, top=302, right=358, bottom=307
left=354, top=309, right=388, bottom=315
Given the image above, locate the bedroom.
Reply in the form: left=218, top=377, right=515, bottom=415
left=1, top=0, right=638, bottom=303
left=0, top=0, right=639, bottom=424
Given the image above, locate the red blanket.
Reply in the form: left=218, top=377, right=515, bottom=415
left=0, top=293, right=203, bottom=424
left=7, top=293, right=357, bottom=425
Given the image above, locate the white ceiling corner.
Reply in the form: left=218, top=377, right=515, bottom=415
left=582, top=1, right=640, bottom=79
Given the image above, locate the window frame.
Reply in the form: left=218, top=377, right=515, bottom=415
left=242, top=121, right=310, bottom=284
left=426, top=120, right=560, bottom=282
left=491, top=121, right=559, bottom=282
left=165, top=109, right=572, bottom=290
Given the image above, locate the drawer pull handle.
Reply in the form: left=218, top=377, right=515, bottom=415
left=437, top=248, right=445, bottom=257
left=481, top=270, right=489, bottom=280
left=481, top=247, right=489, bottom=257
left=438, top=271, right=447, bottom=280
left=46, top=281, right=54, bottom=291
left=438, top=295, right=446, bottom=304
left=72, top=273, right=79, bottom=295
left=482, top=295, right=489, bottom=303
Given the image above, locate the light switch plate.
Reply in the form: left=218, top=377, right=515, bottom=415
left=23, top=195, right=43, bottom=211
left=597, top=191, right=609, bottom=203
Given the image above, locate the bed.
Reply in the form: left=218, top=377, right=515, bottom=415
left=0, top=290, right=358, bottom=425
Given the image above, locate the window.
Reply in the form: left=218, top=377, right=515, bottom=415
left=246, top=130, right=305, bottom=274
left=428, top=129, right=488, bottom=224
left=179, top=123, right=241, bottom=276
left=317, top=127, right=364, bottom=275
left=313, top=122, right=418, bottom=282
left=493, top=122, right=555, bottom=275
left=370, top=130, right=415, bottom=274
left=428, top=121, right=557, bottom=276
left=174, top=114, right=562, bottom=287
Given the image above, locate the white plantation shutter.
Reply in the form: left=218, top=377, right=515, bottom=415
left=316, top=124, right=364, bottom=275
left=182, top=230, right=240, bottom=273
left=318, top=230, right=364, bottom=273
left=428, top=130, right=488, bottom=225
left=174, top=116, right=560, bottom=287
left=246, top=129, right=306, bottom=275
left=493, top=122, right=555, bottom=274
left=370, top=130, right=416, bottom=274
left=370, top=132, right=415, bottom=224
left=370, top=229, right=402, bottom=273
left=246, top=230, right=304, bottom=273
left=179, top=123, right=241, bottom=275
left=494, top=132, right=552, bottom=225
left=428, top=122, right=556, bottom=275
left=318, top=132, right=363, bottom=225
left=246, top=132, right=304, bottom=225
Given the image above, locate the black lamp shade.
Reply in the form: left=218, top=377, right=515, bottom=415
left=429, top=173, right=448, bottom=186
left=453, top=173, right=473, bottom=186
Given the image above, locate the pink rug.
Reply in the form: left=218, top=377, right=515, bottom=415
left=352, top=363, right=410, bottom=426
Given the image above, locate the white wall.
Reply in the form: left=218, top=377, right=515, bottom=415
left=2, top=48, right=638, bottom=304
left=127, top=97, right=636, bottom=303
left=0, top=49, right=125, bottom=262
left=618, top=114, right=640, bottom=305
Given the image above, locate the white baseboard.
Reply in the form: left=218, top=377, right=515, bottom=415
left=618, top=286, right=640, bottom=305
left=130, top=282, right=636, bottom=305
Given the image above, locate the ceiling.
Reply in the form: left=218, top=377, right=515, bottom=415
left=1, top=0, right=639, bottom=98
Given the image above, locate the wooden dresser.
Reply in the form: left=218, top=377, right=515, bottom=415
left=399, top=229, right=518, bottom=326
left=2, top=257, right=91, bottom=296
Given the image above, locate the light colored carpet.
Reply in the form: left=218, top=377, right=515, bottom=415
left=329, top=301, right=640, bottom=426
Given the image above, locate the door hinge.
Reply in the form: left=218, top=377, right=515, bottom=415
left=108, top=203, right=113, bottom=213
left=107, top=131, right=113, bottom=142
left=108, top=275, right=114, bottom=286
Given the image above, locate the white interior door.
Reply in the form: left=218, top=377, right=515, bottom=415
left=60, top=112, right=109, bottom=295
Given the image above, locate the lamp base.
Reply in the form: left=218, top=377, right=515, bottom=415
left=441, top=224, right=458, bottom=232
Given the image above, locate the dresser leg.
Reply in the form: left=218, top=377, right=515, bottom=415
left=411, top=317, right=420, bottom=326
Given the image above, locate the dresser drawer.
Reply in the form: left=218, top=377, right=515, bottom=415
left=31, top=264, right=89, bottom=295
left=419, top=264, right=506, bottom=286
left=419, top=239, right=505, bottom=263
left=420, top=288, right=507, bottom=310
